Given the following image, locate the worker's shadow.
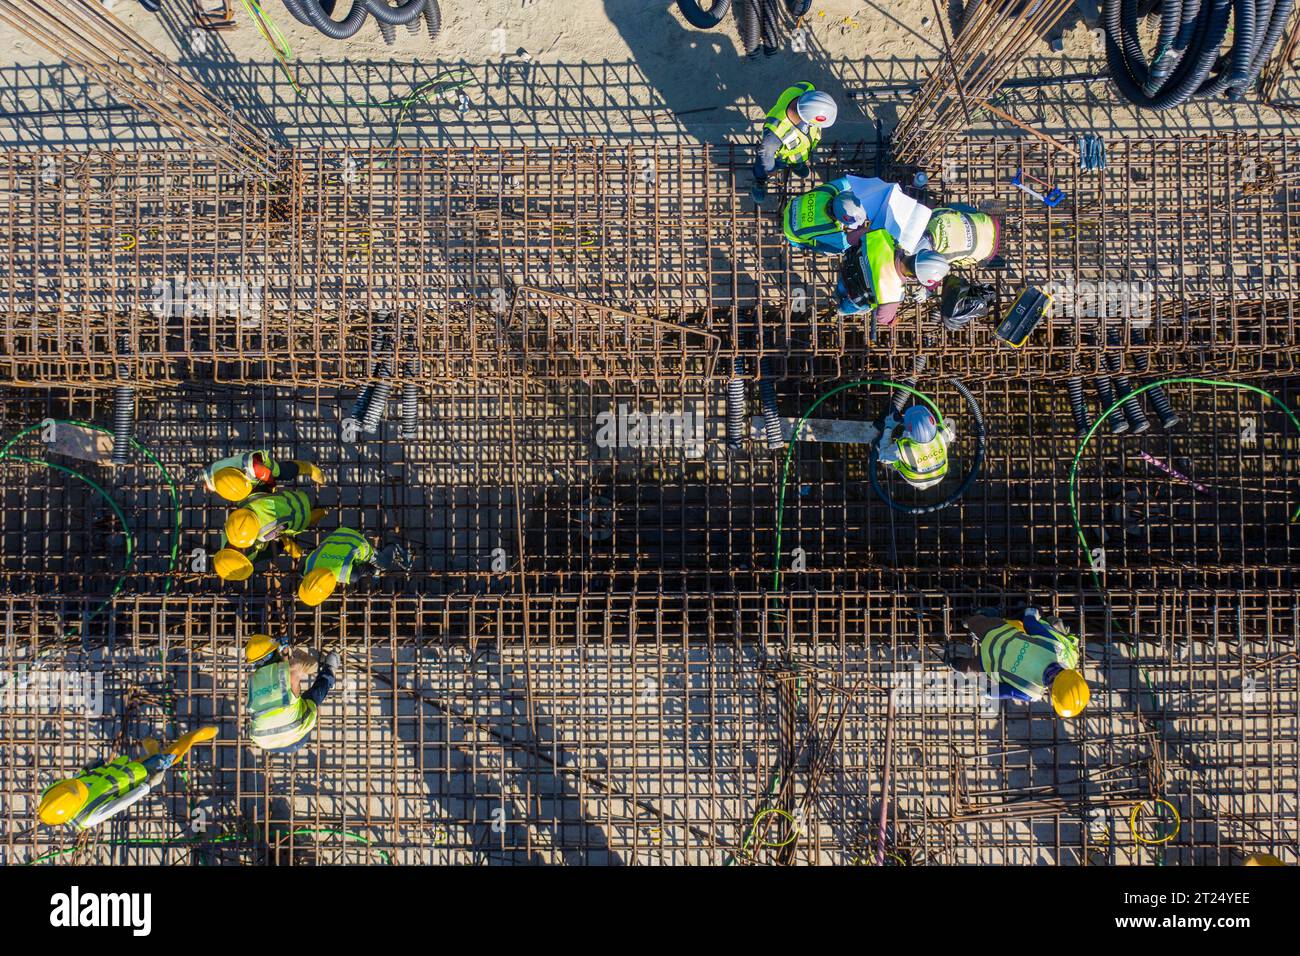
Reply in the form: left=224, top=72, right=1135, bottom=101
left=370, top=642, right=623, bottom=865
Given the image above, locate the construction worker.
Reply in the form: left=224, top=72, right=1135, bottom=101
left=37, top=727, right=217, bottom=829
left=212, top=537, right=305, bottom=583
left=297, top=527, right=410, bottom=607
left=835, top=228, right=950, bottom=324
left=245, top=634, right=339, bottom=753
left=202, top=450, right=323, bottom=503
left=1243, top=852, right=1287, bottom=865
left=224, top=489, right=327, bottom=553
left=950, top=608, right=1090, bottom=719
left=918, top=204, right=1001, bottom=268
left=877, top=405, right=956, bottom=490
left=750, top=83, right=838, bottom=206
left=782, top=180, right=867, bottom=254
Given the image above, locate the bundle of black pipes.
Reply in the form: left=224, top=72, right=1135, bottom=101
left=678, top=0, right=811, bottom=57
left=1104, top=0, right=1295, bottom=107
left=282, top=0, right=441, bottom=43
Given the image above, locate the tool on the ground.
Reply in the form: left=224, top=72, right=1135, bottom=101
left=1139, top=452, right=1210, bottom=494
left=994, top=286, right=1052, bottom=347
left=1010, top=168, right=1065, bottom=207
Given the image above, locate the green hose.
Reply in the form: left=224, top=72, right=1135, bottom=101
left=24, top=826, right=393, bottom=866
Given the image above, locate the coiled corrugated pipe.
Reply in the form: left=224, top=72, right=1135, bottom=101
left=758, top=357, right=785, bottom=450
left=294, top=0, right=368, bottom=38
left=1104, top=329, right=1151, bottom=434
left=111, top=335, right=135, bottom=466
left=399, top=359, right=420, bottom=440
left=366, top=0, right=425, bottom=25
left=1131, top=329, right=1180, bottom=429
left=362, top=358, right=394, bottom=434
left=1066, top=377, right=1092, bottom=438
left=726, top=357, right=747, bottom=450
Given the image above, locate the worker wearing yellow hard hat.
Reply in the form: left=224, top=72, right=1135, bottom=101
left=223, top=490, right=327, bottom=553
left=37, top=727, right=217, bottom=829
left=244, top=634, right=339, bottom=752
left=951, top=607, right=1090, bottom=718
left=201, top=450, right=323, bottom=503
left=1243, top=852, right=1287, bottom=865
left=212, top=536, right=306, bottom=583
left=297, top=527, right=410, bottom=607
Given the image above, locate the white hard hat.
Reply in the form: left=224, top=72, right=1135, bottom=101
left=831, top=192, right=866, bottom=228
left=795, top=90, right=838, bottom=128
left=913, top=250, right=950, bottom=288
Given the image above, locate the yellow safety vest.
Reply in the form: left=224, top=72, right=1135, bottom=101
left=863, top=229, right=905, bottom=309
left=979, top=622, right=1080, bottom=699
left=304, top=527, right=375, bottom=586
left=926, top=208, right=998, bottom=267
left=783, top=183, right=843, bottom=244
left=47, top=756, right=149, bottom=831
left=763, top=82, right=821, bottom=166
left=893, top=434, right=949, bottom=484
left=248, top=660, right=318, bottom=750
left=242, top=490, right=312, bottom=542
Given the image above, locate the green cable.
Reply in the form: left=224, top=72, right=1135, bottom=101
left=24, top=826, right=393, bottom=866
left=1067, top=377, right=1300, bottom=862
left=771, top=379, right=944, bottom=600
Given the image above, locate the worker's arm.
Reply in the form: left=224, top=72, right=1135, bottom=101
left=940, top=418, right=956, bottom=444
left=991, top=681, right=1033, bottom=702
left=876, top=414, right=901, bottom=464
left=751, top=130, right=783, bottom=183
left=874, top=301, right=900, bottom=327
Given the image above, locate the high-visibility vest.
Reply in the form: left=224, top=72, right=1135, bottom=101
left=304, top=527, right=374, bottom=586
left=51, top=756, right=149, bottom=830
left=926, top=208, right=998, bottom=267
left=863, top=229, right=904, bottom=309
left=763, top=82, right=821, bottom=166
left=248, top=660, right=317, bottom=750
left=979, top=621, right=1080, bottom=700
left=783, top=183, right=843, bottom=244
left=242, top=490, right=312, bottom=542
left=892, top=433, right=949, bottom=484
left=202, top=450, right=272, bottom=490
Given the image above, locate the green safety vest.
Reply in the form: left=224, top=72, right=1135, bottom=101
left=304, top=527, right=374, bottom=586
left=863, top=229, right=904, bottom=310
left=926, top=208, right=998, bottom=267
left=49, top=756, right=149, bottom=831
left=782, top=183, right=843, bottom=244
left=979, top=622, right=1080, bottom=700
left=248, top=660, right=317, bottom=750
left=242, top=490, right=312, bottom=542
left=892, top=433, right=949, bottom=484
left=203, top=450, right=273, bottom=489
left=763, top=82, right=821, bottom=166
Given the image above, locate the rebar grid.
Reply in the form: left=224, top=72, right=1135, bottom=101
left=2, top=375, right=1298, bottom=598
left=890, top=0, right=1078, bottom=167
left=0, top=589, right=1293, bottom=866
left=0, top=1, right=274, bottom=182
left=3, top=139, right=1298, bottom=388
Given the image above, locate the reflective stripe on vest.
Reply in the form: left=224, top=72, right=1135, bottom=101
left=863, top=229, right=904, bottom=309
left=248, top=660, right=317, bottom=750
left=304, top=528, right=373, bottom=586
left=73, top=756, right=147, bottom=829
left=244, top=490, right=311, bottom=541
left=894, top=434, right=949, bottom=483
left=926, top=209, right=998, bottom=266
left=763, top=82, right=820, bottom=165
left=979, top=623, right=1078, bottom=699
left=783, top=184, right=842, bottom=243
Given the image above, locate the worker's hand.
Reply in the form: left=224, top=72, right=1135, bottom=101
left=882, top=413, right=900, bottom=434
left=750, top=183, right=767, bottom=205
left=321, top=651, right=341, bottom=674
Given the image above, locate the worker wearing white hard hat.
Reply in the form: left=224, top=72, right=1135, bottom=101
left=750, top=83, right=838, bottom=206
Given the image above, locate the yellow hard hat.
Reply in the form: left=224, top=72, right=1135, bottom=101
left=298, top=567, right=338, bottom=607
left=38, top=779, right=90, bottom=826
left=213, top=467, right=253, bottom=502
left=245, top=633, right=280, bottom=664
left=225, top=508, right=261, bottom=549
left=213, top=547, right=254, bottom=582
left=1243, top=852, right=1286, bottom=866
left=1051, top=668, right=1090, bottom=718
